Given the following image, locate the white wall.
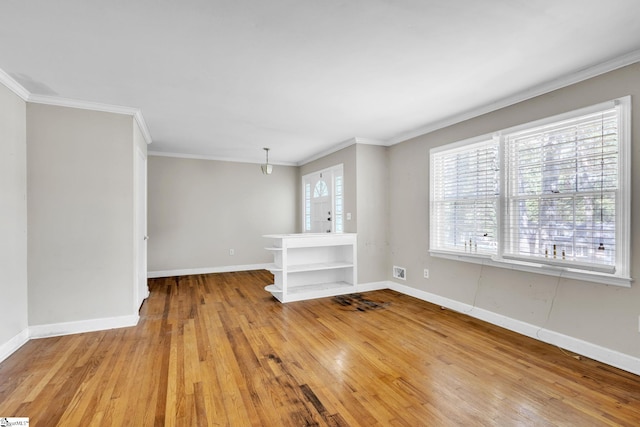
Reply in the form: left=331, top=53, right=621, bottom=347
left=0, top=82, right=28, bottom=356
left=147, top=155, right=298, bottom=274
left=388, top=63, right=640, bottom=359
left=27, top=104, right=137, bottom=326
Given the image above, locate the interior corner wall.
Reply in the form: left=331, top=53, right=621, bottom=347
left=300, top=145, right=358, bottom=234
left=27, top=103, right=136, bottom=326
left=388, top=62, right=640, bottom=359
left=300, top=144, right=391, bottom=284
left=355, top=144, right=390, bottom=284
left=147, top=156, right=298, bottom=274
left=0, top=83, right=28, bottom=351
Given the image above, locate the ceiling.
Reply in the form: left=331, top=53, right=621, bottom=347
left=1, top=1, right=640, bottom=165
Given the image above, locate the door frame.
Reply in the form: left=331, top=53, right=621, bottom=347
left=134, top=146, right=148, bottom=311
left=301, top=164, right=343, bottom=233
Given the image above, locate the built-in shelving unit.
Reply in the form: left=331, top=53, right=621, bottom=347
left=263, top=233, right=357, bottom=303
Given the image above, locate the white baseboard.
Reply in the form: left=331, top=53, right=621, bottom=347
left=4, top=277, right=638, bottom=377
left=355, top=281, right=389, bottom=293
left=29, top=314, right=139, bottom=339
left=385, top=280, right=640, bottom=376
left=148, top=263, right=272, bottom=279
left=0, top=328, right=30, bottom=364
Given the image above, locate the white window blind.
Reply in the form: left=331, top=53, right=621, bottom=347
left=431, top=139, right=499, bottom=255
left=503, top=108, right=619, bottom=273
left=429, top=97, right=631, bottom=286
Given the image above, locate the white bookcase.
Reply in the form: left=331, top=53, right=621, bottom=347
left=263, top=233, right=357, bottom=303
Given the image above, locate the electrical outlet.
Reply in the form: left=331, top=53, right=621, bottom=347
left=229, top=249, right=235, bottom=256
left=424, top=269, right=429, bottom=279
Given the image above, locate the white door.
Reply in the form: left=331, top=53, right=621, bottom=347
left=311, top=177, right=332, bottom=233
left=303, top=165, right=343, bottom=233
left=135, top=148, right=148, bottom=310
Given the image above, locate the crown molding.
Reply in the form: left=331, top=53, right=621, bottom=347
left=298, top=136, right=387, bottom=166
left=148, top=150, right=298, bottom=166
left=0, top=68, right=30, bottom=101
left=389, top=48, right=640, bottom=145
left=133, top=110, right=153, bottom=145
left=0, top=67, right=153, bottom=144
left=28, top=94, right=153, bottom=144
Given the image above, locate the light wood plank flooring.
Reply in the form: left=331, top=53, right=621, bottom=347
left=1, top=270, right=639, bottom=426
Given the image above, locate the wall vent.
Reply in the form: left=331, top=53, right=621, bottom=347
left=393, top=266, right=406, bottom=280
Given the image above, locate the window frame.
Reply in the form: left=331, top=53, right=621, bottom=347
left=429, top=96, right=632, bottom=287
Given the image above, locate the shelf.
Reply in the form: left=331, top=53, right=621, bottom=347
left=264, top=281, right=355, bottom=303
left=286, top=281, right=352, bottom=294
left=265, top=263, right=283, bottom=272
left=287, top=261, right=353, bottom=273
left=263, top=233, right=357, bottom=303
left=264, top=284, right=281, bottom=293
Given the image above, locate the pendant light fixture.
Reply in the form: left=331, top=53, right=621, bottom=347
left=261, top=147, right=273, bottom=175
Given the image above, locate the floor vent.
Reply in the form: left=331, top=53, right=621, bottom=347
left=393, top=266, right=406, bottom=280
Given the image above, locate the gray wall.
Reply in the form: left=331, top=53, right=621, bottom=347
left=300, top=145, right=358, bottom=233
left=0, top=83, right=28, bottom=347
left=147, top=156, right=298, bottom=273
left=388, top=63, right=640, bottom=358
left=301, top=144, right=390, bottom=284
left=355, top=144, right=389, bottom=284
left=27, top=104, right=137, bottom=325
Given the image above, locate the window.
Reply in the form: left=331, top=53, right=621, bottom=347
left=430, top=97, right=631, bottom=286
left=313, top=180, right=329, bottom=198
left=335, top=175, right=344, bottom=232
left=430, top=138, right=499, bottom=255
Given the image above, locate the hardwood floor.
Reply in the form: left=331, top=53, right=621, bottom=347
left=1, top=271, right=639, bottom=426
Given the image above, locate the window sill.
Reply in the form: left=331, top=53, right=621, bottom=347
left=429, top=250, right=632, bottom=288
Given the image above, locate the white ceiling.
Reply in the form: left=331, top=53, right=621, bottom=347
left=1, top=0, right=640, bottom=165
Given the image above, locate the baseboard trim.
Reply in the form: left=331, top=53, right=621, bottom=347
left=29, top=314, right=139, bottom=339
left=148, top=263, right=272, bottom=278
left=4, top=278, right=638, bottom=376
left=0, top=328, right=30, bottom=364
left=355, top=281, right=389, bottom=293
left=384, top=281, right=640, bottom=376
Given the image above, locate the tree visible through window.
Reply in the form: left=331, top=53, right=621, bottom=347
left=430, top=97, right=630, bottom=285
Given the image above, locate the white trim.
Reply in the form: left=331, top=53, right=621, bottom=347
left=27, top=94, right=153, bottom=144
left=299, top=138, right=358, bottom=166
left=0, top=69, right=30, bottom=101
left=0, top=69, right=154, bottom=145
left=134, top=111, right=153, bottom=145
left=299, top=136, right=384, bottom=165
left=2, top=278, right=638, bottom=378
left=0, top=328, right=30, bottom=364
left=429, top=97, right=632, bottom=287
left=430, top=251, right=632, bottom=287
left=29, top=314, right=139, bottom=339
left=385, top=280, right=640, bottom=376
left=147, top=263, right=272, bottom=278
left=389, top=49, right=640, bottom=145
left=148, top=151, right=298, bottom=166
left=355, top=281, right=389, bottom=293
